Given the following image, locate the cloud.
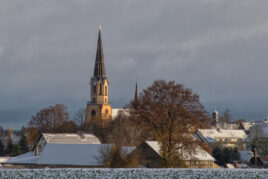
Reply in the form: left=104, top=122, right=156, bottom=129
left=1, top=0, right=268, bottom=128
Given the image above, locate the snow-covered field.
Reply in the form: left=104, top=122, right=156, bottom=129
left=0, top=168, right=267, bottom=179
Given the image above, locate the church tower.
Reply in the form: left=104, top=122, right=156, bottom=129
left=86, top=25, right=112, bottom=122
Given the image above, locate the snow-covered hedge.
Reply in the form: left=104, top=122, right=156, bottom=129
left=0, top=168, right=267, bottom=179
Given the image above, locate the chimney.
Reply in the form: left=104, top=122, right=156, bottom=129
left=234, top=161, right=238, bottom=168
left=78, top=131, right=85, bottom=139
left=35, top=144, right=39, bottom=156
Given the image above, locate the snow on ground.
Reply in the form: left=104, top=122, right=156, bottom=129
left=0, top=168, right=268, bottom=179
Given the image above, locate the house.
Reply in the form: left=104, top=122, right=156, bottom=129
left=111, top=108, right=130, bottom=119
left=35, top=133, right=101, bottom=152
left=194, top=129, right=247, bottom=149
left=2, top=143, right=135, bottom=168
left=238, top=122, right=255, bottom=134
left=239, top=150, right=253, bottom=163
left=132, top=141, right=219, bottom=168
left=0, top=157, right=10, bottom=167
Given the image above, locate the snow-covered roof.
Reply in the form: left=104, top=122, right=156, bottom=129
left=0, top=157, right=11, bottom=165
left=41, top=133, right=100, bottom=144
left=145, top=141, right=215, bottom=161
left=4, top=144, right=136, bottom=167
left=240, top=122, right=255, bottom=131
left=216, top=123, right=239, bottom=130
left=197, top=129, right=247, bottom=143
left=225, top=163, right=235, bottom=169
left=239, top=150, right=253, bottom=163
left=246, top=121, right=268, bottom=142
left=111, top=108, right=130, bottom=119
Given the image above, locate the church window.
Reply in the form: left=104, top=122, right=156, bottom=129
left=91, top=110, right=96, bottom=118
left=99, top=84, right=103, bottom=95
left=93, top=85, right=96, bottom=94
left=105, top=86, right=107, bottom=95
left=105, top=109, right=108, bottom=114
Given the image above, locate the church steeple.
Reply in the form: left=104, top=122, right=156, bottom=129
left=93, top=25, right=106, bottom=80
left=135, top=81, right=139, bottom=101
left=86, top=25, right=112, bottom=122
left=90, top=25, right=109, bottom=105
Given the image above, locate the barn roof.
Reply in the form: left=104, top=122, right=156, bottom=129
left=3, top=144, right=136, bottom=167
left=145, top=141, right=215, bottom=161
left=41, top=133, right=101, bottom=144
left=196, top=129, right=247, bottom=143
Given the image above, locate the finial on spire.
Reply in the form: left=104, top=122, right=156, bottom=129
left=99, top=24, right=102, bottom=30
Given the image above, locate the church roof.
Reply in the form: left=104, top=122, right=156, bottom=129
left=93, top=26, right=106, bottom=80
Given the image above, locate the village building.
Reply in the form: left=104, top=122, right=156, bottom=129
left=35, top=133, right=101, bottom=152
left=194, top=129, right=247, bottom=149
left=2, top=143, right=135, bottom=168
left=132, top=141, right=219, bottom=168
left=238, top=122, right=255, bottom=134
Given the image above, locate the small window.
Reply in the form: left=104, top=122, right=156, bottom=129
left=99, top=84, right=102, bottom=95
left=105, top=86, right=108, bottom=95
left=91, top=110, right=96, bottom=117
left=93, top=85, right=96, bottom=94
left=105, top=109, right=109, bottom=114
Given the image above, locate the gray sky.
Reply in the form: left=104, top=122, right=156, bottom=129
left=1, top=0, right=268, bottom=129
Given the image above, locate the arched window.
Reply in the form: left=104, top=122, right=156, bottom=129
left=91, top=110, right=96, bottom=118
left=93, top=85, right=96, bottom=94
left=99, top=84, right=102, bottom=95
left=105, top=86, right=108, bottom=96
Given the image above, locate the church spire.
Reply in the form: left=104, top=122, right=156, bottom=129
left=93, top=25, right=106, bottom=79
left=135, top=81, right=139, bottom=101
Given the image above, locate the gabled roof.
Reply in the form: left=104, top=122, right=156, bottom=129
left=196, top=129, right=247, bottom=143
left=246, top=121, right=268, bottom=142
left=41, top=133, right=100, bottom=144
left=4, top=144, right=136, bottom=167
left=144, top=141, right=215, bottom=161
left=240, top=122, right=255, bottom=131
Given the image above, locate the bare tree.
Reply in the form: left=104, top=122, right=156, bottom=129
left=219, top=109, right=233, bottom=124
left=96, top=144, right=139, bottom=168
left=27, top=104, right=71, bottom=146
left=130, top=80, right=211, bottom=167
left=74, top=108, right=86, bottom=129
left=29, top=104, right=69, bottom=132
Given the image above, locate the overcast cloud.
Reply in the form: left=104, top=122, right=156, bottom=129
left=1, top=0, right=268, bottom=129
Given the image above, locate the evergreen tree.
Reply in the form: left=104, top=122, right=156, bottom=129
left=0, top=140, right=4, bottom=156
left=19, top=133, right=29, bottom=154
left=12, top=144, right=21, bottom=156
left=212, top=146, right=241, bottom=166
left=233, top=148, right=240, bottom=161
left=6, top=140, right=14, bottom=156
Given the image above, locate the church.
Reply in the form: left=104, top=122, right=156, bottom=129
left=85, top=25, right=137, bottom=121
